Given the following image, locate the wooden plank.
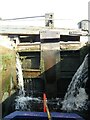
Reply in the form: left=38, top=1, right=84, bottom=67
left=16, top=43, right=41, bottom=52
left=23, top=69, right=41, bottom=78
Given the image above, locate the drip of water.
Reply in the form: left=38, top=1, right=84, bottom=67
left=29, top=78, right=33, bottom=97
left=62, top=54, right=88, bottom=111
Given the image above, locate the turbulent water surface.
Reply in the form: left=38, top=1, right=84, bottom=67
left=15, top=54, right=43, bottom=111
left=15, top=53, right=89, bottom=112
left=62, top=54, right=88, bottom=111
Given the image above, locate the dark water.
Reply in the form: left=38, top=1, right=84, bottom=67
left=15, top=53, right=89, bottom=119
left=15, top=52, right=62, bottom=112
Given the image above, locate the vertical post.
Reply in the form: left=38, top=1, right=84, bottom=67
left=88, top=2, right=90, bottom=44
left=45, top=13, right=54, bottom=28
left=43, top=93, right=51, bottom=120
left=43, top=93, right=46, bottom=112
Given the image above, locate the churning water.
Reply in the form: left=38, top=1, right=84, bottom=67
left=15, top=53, right=89, bottom=112
left=15, top=96, right=42, bottom=111
left=62, top=54, right=88, bottom=111
left=15, top=54, right=43, bottom=111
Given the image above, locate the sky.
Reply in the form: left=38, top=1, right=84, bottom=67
left=0, top=0, right=89, bottom=28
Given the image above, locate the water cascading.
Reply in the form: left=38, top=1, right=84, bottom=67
left=15, top=52, right=89, bottom=112
left=16, top=53, right=24, bottom=92
left=15, top=53, right=42, bottom=111
left=61, top=54, right=88, bottom=111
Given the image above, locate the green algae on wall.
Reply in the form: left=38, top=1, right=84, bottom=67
left=0, top=46, right=17, bottom=102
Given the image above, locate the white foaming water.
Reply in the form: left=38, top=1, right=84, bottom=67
left=16, top=53, right=24, bottom=91
left=15, top=96, right=42, bottom=111
left=62, top=54, right=88, bottom=111
left=15, top=54, right=42, bottom=111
